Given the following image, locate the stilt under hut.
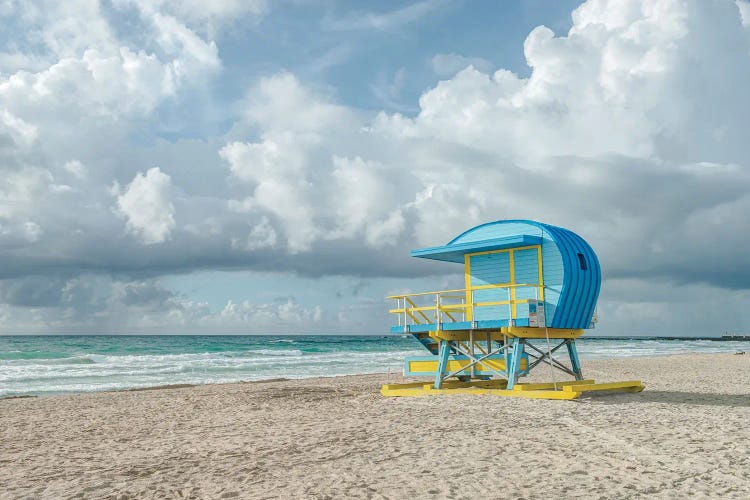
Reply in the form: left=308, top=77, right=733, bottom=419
left=382, top=219, right=644, bottom=399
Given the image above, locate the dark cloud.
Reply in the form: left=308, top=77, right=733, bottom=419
left=114, top=280, right=179, bottom=308
left=1, top=0, right=750, bottom=333
left=0, top=276, right=66, bottom=307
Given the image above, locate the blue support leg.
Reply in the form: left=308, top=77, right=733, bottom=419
left=503, top=338, right=509, bottom=380
left=566, top=339, right=583, bottom=380
left=507, top=337, right=524, bottom=390
left=434, top=340, right=451, bottom=389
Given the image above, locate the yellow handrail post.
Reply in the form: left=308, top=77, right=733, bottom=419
left=507, top=288, right=512, bottom=326
left=435, top=292, right=440, bottom=328
left=470, top=289, right=474, bottom=323
left=404, top=296, right=431, bottom=324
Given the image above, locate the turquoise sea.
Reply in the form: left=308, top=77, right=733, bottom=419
left=0, top=335, right=746, bottom=397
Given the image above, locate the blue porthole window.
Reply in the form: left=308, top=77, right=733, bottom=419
left=577, top=253, right=588, bottom=271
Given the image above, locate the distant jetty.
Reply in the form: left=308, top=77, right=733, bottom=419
left=585, top=335, right=750, bottom=341
left=721, top=332, right=750, bottom=341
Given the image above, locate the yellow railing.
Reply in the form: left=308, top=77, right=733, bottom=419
left=388, top=283, right=545, bottom=327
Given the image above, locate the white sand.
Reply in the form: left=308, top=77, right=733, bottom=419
left=1, top=353, right=749, bottom=499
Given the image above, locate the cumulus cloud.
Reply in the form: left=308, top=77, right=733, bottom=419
left=220, top=72, right=410, bottom=252
left=0, top=110, right=38, bottom=147
left=2, top=0, right=750, bottom=334
left=231, top=216, right=278, bottom=251
left=63, top=160, right=87, bottom=180
left=0, top=275, right=67, bottom=308
left=431, top=53, right=494, bottom=76
left=363, top=0, right=750, bottom=285
left=0, top=276, right=326, bottom=334
left=0, top=0, right=225, bottom=136
left=323, top=0, right=447, bottom=32
left=220, top=299, right=322, bottom=325
left=0, top=0, right=268, bottom=285
left=118, top=0, right=268, bottom=33
left=115, top=167, right=176, bottom=245
left=739, top=1, right=750, bottom=27
left=330, top=155, right=407, bottom=247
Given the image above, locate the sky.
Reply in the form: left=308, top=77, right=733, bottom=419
left=1, top=0, right=750, bottom=336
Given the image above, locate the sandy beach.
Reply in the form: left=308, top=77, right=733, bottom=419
left=1, top=353, right=749, bottom=499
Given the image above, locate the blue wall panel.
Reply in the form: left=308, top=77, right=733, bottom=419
left=473, top=304, right=510, bottom=321
left=469, top=253, right=510, bottom=286
left=541, top=241, right=563, bottom=324
left=513, top=248, right=539, bottom=302
left=472, top=288, right=508, bottom=303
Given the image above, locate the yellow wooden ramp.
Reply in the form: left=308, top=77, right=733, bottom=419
left=381, top=379, right=645, bottom=400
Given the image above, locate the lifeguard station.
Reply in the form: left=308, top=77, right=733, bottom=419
left=382, top=220, right=644, bottom=400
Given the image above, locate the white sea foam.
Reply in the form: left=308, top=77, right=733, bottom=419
left=244, top=349, right=304, bottom=357
left=1, top=337, right=746, bottom=398
left=0, top=347, right=424, bottom=396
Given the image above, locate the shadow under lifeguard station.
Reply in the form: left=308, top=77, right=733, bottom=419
left=587, top=390, right=750, bottom=408
left=382, top=220, right=644, bottom=400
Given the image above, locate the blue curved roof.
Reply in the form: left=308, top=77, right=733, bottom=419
left=412, top=220, right=601, bottom=329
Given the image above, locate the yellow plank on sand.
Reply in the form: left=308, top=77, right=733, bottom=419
left=380, top=384, right=581, bottom=400
left=563, top=381, right=645, bottom=393
left=512, top=380, right=595, bottom=391
left=380, top=379, right=508, bottom=392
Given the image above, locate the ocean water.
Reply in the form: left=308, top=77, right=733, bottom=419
left=0, top=335, right=746, bottom=397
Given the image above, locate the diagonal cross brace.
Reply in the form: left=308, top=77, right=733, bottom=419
left=524, top=340, right=577, bottom=377
left=442, top=341, right=510, bottom=381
